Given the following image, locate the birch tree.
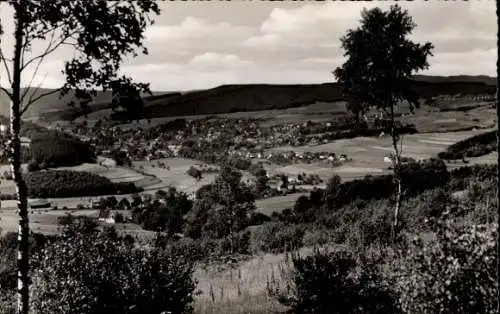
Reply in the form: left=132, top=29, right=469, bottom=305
left=333, top=4, right=433, bottom=241
left=0, top=1, right=160, bottom=313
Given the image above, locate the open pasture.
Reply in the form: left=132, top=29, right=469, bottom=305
left=54, top=163, right=151, bottom=184
left=255, top=193, right=309, bottom=215
left=133, top=157, right=252, bottom=195
left=267, top=129, right=491, bottom=181
left=132, top=157, right=219, bottom=195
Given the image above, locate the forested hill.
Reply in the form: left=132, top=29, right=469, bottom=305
left=0, top=75, right=495, bottom=122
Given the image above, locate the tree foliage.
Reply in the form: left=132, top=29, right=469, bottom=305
left=132, top=188, right=192, bottom=234
left=333, top=4, right=433, bottom=114
left=29, top=131, right=95, bottom=168
left=185, top=165, right=256, bottom=239
left=30, top=223, right=196, bottom=314
left=25, top=170, right=141, bottom=198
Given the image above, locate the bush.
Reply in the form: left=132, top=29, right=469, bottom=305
left=325, top=159, right=449, bottom=209
left=217, top=229, right=251, bottom=256
left=438, top=130, right=496, bottom=160
left=0, top=232, right=47, bottom=292
left=27, top=161, right=41, bottom=172
left=248, top=162, right=266, bottom=177
left=320, top=199, right=393, bottom=248
left=248, top=212, right=271, bottom=226
left=252, top=222, right=305, bottom=253
left=448, top=164, right=497, bottom=191
left=393, top=217, right=497, bottom=313
left=302, top=228, right=333, bottom=247
left=31, top=223, right=196, bottom=314
left=186, top=166, right=202, bottom=180
left=132, top=189, right=192, bottom=234
left=25, top=170, right=141, bottom=198
left=400, top=158, right=449, bottom=197
left=270, top=248, right=400, bottom=314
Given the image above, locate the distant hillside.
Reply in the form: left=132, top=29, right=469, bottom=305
left=0, top=88, right=176, bottom=119
left=1, top=75, right=495, bottom=122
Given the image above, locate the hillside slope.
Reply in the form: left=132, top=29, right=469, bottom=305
left=1, top=75, right=495, bottom=122
left=0, top=88, right=175, bottom=119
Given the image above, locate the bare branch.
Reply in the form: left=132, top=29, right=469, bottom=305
left=21, top=30, right=57, bottom=103
left=0, top=86, right=12, bottom=99
left=0, top=47, right=12, bottom=85
left=21, top=28, right=80, bottom=72
left=21, top=86, right=62, bottom=116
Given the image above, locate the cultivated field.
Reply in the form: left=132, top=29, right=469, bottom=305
left=267, top=128, right=492, bottom=180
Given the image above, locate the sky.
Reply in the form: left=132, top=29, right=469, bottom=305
left=0, top=1, right=497, bottom=92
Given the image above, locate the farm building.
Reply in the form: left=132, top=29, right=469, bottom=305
left=28, top=199, right=51, bottom=209
left=98, top=210, right=131, bottom=224
left=20, top=137, right=31, bottom=147
left=98, top=210, right=115, bottom=224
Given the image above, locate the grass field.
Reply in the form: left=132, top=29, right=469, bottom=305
left=193, top=244, right=348, bottom=314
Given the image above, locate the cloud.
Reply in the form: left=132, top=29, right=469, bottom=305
left=142, top=17, right=254, bottom=58
left=425, top=48, right=497, bottom=76
left=189, top=52, right=254, bottom=70
left=245, top=1, right=496, bottom=54
left=241, top=1, right=496, bottom=78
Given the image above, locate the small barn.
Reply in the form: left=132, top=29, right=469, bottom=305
left=28, top=199, right=51, bottom=209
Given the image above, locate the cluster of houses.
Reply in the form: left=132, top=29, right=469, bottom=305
left=225, top=149, right=348, bottom=166
left=431, top=94, right=494, bottom=102
left=71, top=117, right=354, bottom=166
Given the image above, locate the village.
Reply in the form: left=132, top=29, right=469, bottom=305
left=68, top=117, right=355, bottom=168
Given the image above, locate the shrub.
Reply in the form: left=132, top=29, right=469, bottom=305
left=31, top=223, right=196, bottom=314
left=400, top=158, right=449, bottom=197
left=248, top=162, right=266, bottom=177
left=27, top=161, right=41, bottom=172
left=252, top=222, right=305, bottom=253
left=226, top=156, right=252, bottom=171
left=326, top=159, right=449, bottom=209
left=24, top=170, right=141, bottom=198
left=448, top=164, right=497, bottom=191
left=270, top=248, right=400, bottom=314
left=321, top=199, right=393, bottom=248
left=132, top=189, right=192, bottom=234
left=186, top=166, right=202, bottom=180
left=437, top=130, right=496, bottom=160
left=217, top=229, right=251, bottom=256
left=248, top=212, right=271, bottom=226
left=114, top=212, right=125, bottom=223
left=302, top=227, right=333, bottom=247
left=393, top=216, right=498, bottom=313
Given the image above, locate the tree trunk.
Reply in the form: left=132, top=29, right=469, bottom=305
left=389, top=104, right=402, bottom=242
left=496, top=0, right=499, bottom=311
left=11, top=3, right=30, bottom=313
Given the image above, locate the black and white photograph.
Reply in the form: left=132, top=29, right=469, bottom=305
left=0, top=1, right=498, bottom=313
